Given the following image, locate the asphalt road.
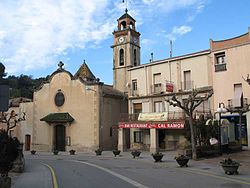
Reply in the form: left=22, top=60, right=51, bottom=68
left=13, top=153, right=250, bottom=188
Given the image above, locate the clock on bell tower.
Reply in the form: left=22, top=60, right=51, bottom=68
left=111, top=9, right=141, bottom=93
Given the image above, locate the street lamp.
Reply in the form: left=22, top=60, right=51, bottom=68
left=216, top=102, right=227, bottom=155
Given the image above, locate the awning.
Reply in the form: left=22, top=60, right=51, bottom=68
left=40, top=112, right=74, bottom=123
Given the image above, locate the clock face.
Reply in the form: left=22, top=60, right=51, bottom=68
left=119, top=36, right=125, bottom=43
left=133, top=37, right=137, bottom=44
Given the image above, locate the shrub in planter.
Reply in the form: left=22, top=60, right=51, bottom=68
left=112, top=150, right=121, bottom=157
left=30, top=150, right=36, bottom=155
left=0, top=130, right=19, bottom=188
left=69, top=149, right=76, bottom=155
left=53, top=150, right=59, bottom=155
left=151, top=152, right=164, bottom=162
left=220, top=158, right=240, bottom=175
left=131, top=150, right=141, bottom=158
left=175, top=155, right=189, bottom=167
left=95, top=148, right=102, bottom=156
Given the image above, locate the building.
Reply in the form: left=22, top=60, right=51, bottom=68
left=210, top=28, right=250, bottom=148
left=113, top=11, right=213, bottom=153
left=11, top=62, right=127, bottom=152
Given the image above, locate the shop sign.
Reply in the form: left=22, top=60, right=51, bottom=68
left=166, top=82, right=174, bottom=92
left=119, top=122, right=184, bottom=129
left=138, top=112, right=168, bottom=121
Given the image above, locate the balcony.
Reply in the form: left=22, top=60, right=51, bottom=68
left=180, top=81, right=193, bottom=91
left=215, top=63, right=227, bottom=72
left=131, top=89, right=139, bottom=97
left=228, top=98, right=248, bottom=109
left=151, top=83, right=163, bottom=94
left=119, top=112, right=185, bottom=122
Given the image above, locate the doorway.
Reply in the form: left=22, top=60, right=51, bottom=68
left=159, top=130, right=166, bottom=149
left=55, top=125, right=66, bottom=151
left=25, top=134, right=31, bottom=151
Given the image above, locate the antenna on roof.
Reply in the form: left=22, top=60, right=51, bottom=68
left=169, top=40, right=173, bottom=82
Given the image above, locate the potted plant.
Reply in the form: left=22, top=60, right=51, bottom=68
left=69, top=149, right=76, bottom=155
left=151, top=152, right=164, bottom=162
left=131, top=150, right=141, bottom=158
left=95, top=148, right=102, bottom=156
left=112, top=150, right=121, bottom=157
left=30, top=150, right=36, bottom=155
left=0, top=130, right=19, bottom=188
left=175, top=154, right=189, bottom=167
left=220, top=158, right=240, bottom=175
left=53, top=150, right=59, bottom=155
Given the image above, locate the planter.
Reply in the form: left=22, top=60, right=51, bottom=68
left=0, top=176, right=11, bottom=188
left=112, top=150, right=121, bottom=157
left=95, top=149, right=102, bottom=156
left=176, top=157, right=189, bottom=167
left=131, top=150, right=141, bottom=158
left=53, top=150, right=59, bottom=155
left=221, top=164, right=240, bottom=175
left=69, top=150, right=76, bottom=155
left=152, top=153, right=164, bottom=162
left=220, top=158, right=240, bottom=175
left=30, top=150, right=36, bottom=155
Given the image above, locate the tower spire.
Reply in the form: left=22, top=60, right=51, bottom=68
left=122, top=0, right=128, bottom=12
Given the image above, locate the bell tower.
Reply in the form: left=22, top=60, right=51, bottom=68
left=111, top=9, right=141, bottom=93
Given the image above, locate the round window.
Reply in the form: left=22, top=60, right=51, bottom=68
left=54, top=91, right=65, bottom=107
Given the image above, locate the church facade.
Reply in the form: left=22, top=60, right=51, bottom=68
left=12, top=62, right=127, bottom=152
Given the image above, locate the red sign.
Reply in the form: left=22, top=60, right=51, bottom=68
left=166, top=83, right=174, bottom=92
left=118, top=122, right=184, bottom=129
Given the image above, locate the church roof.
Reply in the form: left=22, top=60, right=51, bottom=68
left=40, top=112, right=74, bottom=123
left=118, top=9, right=135, bottom=21
left=74, top=61, right=96, bottom=81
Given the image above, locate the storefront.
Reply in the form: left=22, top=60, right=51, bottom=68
left=118, top=116, right=186, bottom=152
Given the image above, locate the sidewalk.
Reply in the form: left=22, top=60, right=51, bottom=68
left=10, top=149, right=250, bottom=187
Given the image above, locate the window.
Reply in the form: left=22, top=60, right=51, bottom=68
left=119, top=49, right=124, bottom=66
left=215, top=52, right=226, bottom=72
left=154, top=101, right=163, bottom=112
left=110, top=127, right=113, bottom=137
left=233, top=83, right=242, bottom=107
left=134, top=131, right=143, bottom=143
left=184, top=70, right=192, bottom=90
left=133, top=49, right=137, bottom=66
left=132, top=79, right=137, bottom=96
left=153, top=73, right=162, bottom=93
left=133, top=103, right=142, bottom=114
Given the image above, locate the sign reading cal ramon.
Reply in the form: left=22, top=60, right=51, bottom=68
left=119, top=121, right=185, bottom=129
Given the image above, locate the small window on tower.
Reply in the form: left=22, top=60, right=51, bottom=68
left=134, top=49, right=137, bottom=66
left=121, top=21, right=126, bottom=30
left=119, top=49, right=124, bottom=66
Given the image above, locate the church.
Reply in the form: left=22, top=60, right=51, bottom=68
left=9, top=61, right=127, bottom=152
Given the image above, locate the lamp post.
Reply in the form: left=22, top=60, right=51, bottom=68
left=216, top=102, right=227, bottom=155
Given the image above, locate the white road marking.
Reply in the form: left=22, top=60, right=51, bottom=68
left=71, top=160, right=149, bottom=188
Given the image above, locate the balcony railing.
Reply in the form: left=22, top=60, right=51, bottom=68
left=119, top=112, right=185, bottom=122
left=151, top=83, right=163, bottom=94
left=228, top=98, right=248, bottom=108
left=215, top=63, right=227, bottom=72
left=131, top=89, right=139, bottom=96
left=180, top=81, right=193, bottom=91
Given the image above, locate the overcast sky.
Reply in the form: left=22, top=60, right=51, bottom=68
left=0, top=0, right=250, bottom=84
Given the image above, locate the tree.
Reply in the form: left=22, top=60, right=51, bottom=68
left=166, top=88, right=213, bottom=160
left=0, top=110, right=26, bottom=135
